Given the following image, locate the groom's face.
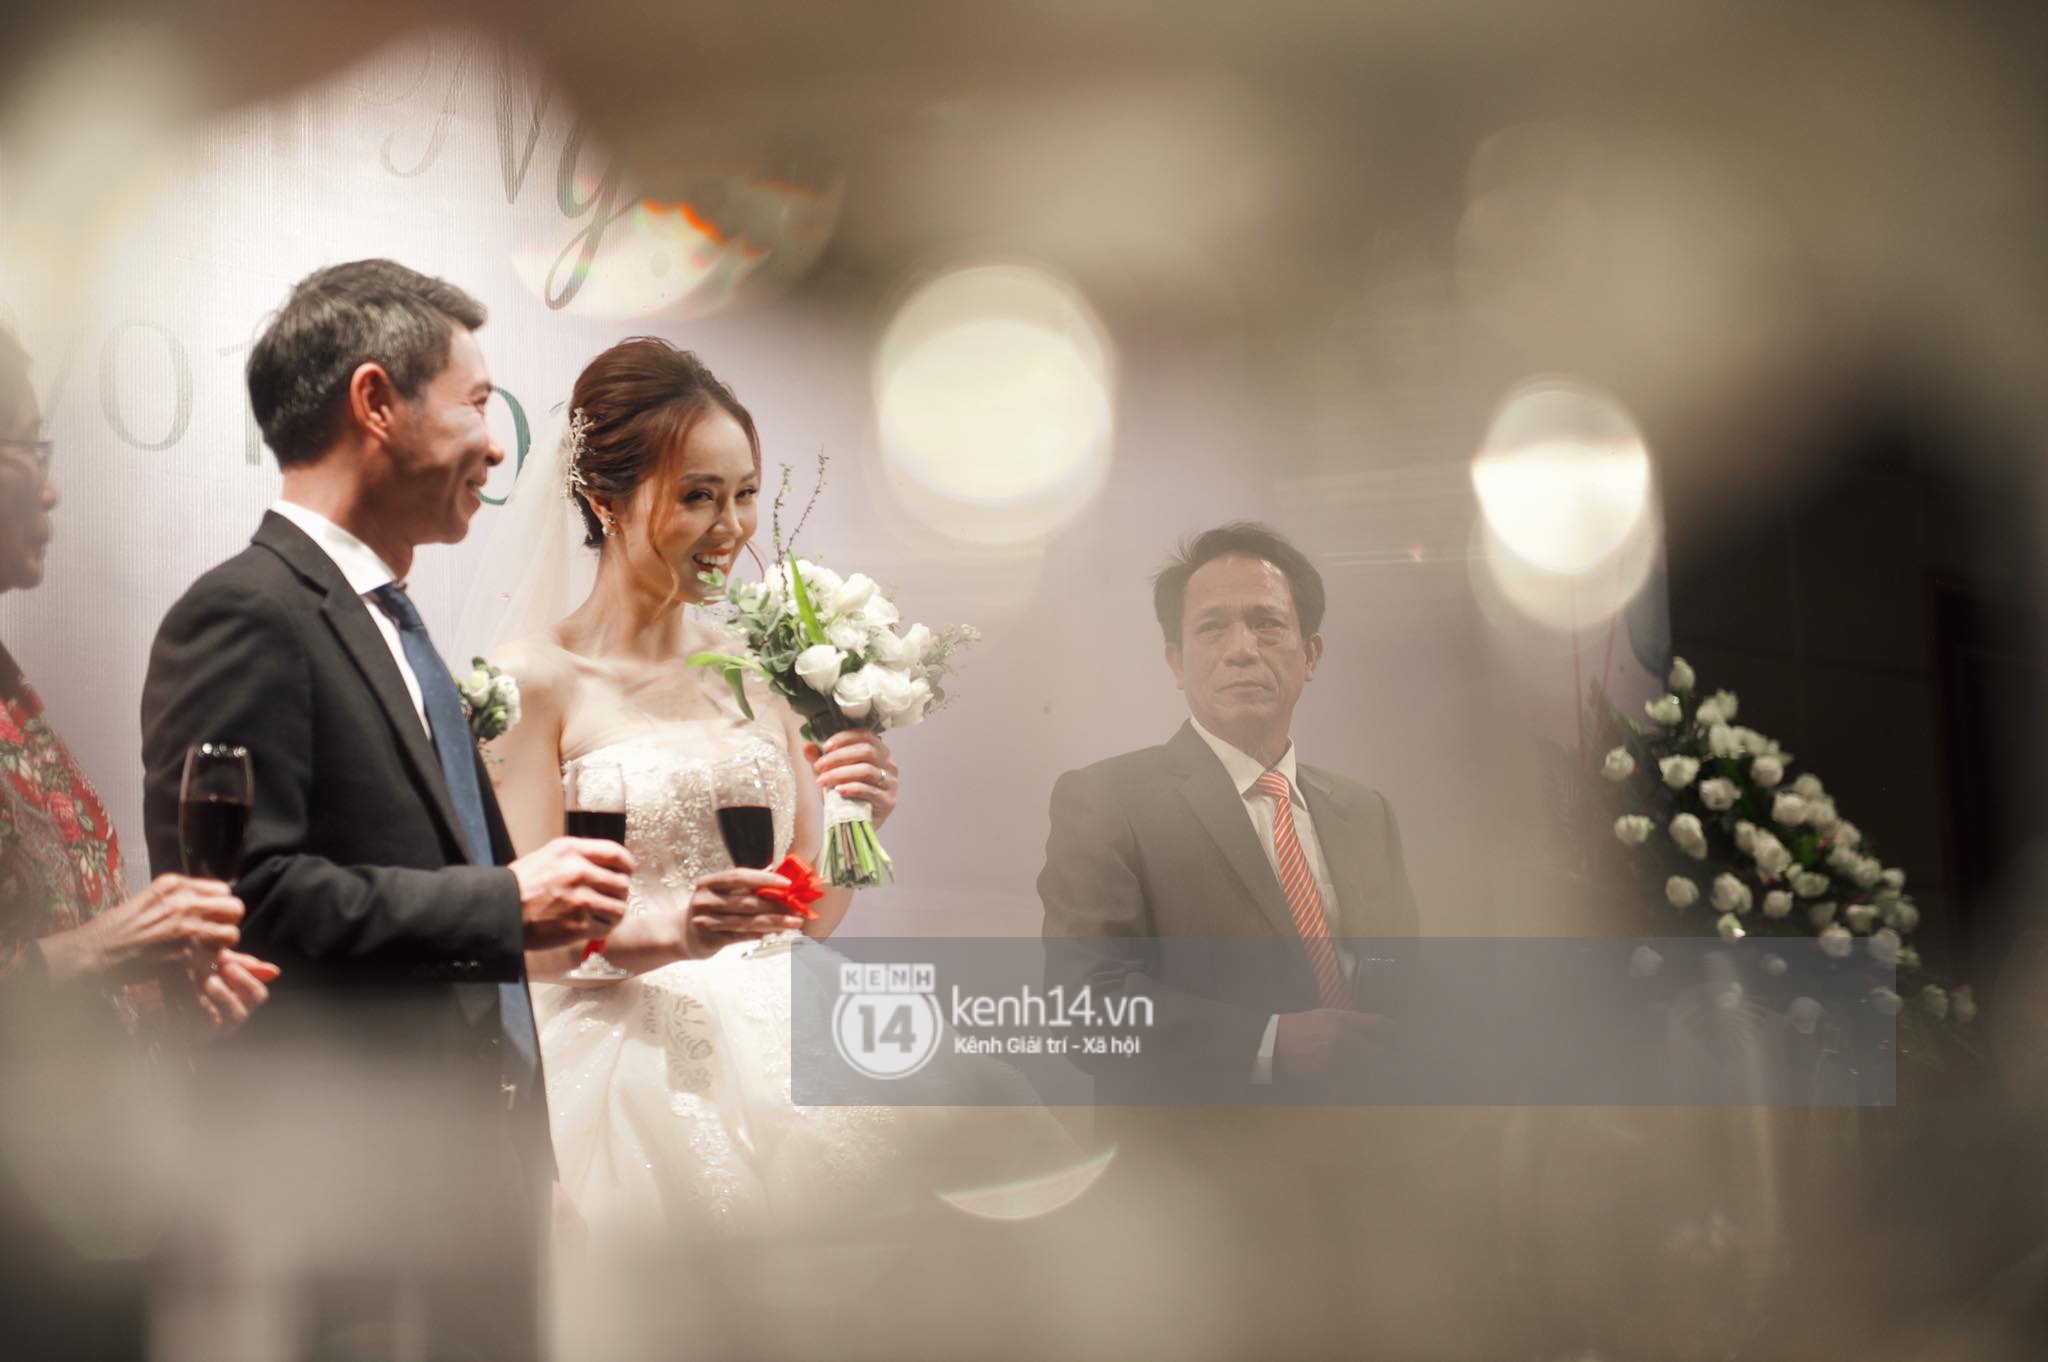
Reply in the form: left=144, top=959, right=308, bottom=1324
left=382, top=325, right=504, bottom=548
left=1167, top=553, right=1323, bottom=742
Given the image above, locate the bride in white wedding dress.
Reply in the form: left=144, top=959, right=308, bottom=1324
left=473, top=339, right=1077, bottom=1270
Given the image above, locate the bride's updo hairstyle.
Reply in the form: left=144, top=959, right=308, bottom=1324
left=565, top=338, right=761, bottom=582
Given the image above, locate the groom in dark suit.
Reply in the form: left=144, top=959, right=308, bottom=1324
left=141, top=260, right=630, bottom=1358
left=1039, top=522, right=1419, bottom=1097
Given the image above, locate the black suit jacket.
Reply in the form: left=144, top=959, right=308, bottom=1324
left=1039, top=721, right=1419, bottom=1093
left=140, top=512, right=548, bottom=1168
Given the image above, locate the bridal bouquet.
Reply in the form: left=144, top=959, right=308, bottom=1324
left=1598, top=657, right=1978, bottom=1038
left=692, top=554, right=974, bottom=887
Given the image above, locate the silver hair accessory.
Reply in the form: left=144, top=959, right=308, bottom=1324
left=562, top=407, right=593, bottom=504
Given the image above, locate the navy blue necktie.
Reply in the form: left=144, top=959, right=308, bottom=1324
left=369, top=583, right=540, bottom=1089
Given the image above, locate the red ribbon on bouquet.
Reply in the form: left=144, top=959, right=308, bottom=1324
left=758, top=854, right=825, bottom=920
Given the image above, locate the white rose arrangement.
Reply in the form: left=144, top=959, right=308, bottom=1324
left=1598, top=656, right=1977, bottom=1036
left=691, top=552, right=975, bottom=887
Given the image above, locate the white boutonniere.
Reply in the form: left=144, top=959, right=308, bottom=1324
left=456, top=656, right=520, bottom=748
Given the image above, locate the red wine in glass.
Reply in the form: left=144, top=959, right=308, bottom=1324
left=716, top=806, right=776, bottom=870
left=564, top=809, right=627, bottom=844
left=564, top=763, right=630, bottom=979
left=180, top=743, right=252, bottom=881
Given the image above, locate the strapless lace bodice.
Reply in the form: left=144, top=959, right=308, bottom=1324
left=564, top=718, right=797, bottom=917
left=535, top=715, right=1078, bottom=1290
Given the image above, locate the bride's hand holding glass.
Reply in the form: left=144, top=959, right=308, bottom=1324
left=803, top=729, right=900, bottom=826
left=681, top=868, right=801, bottom=958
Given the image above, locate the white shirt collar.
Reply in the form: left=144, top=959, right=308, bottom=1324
left=270, top=500, right=404, bottom=597
left=1188, top=715, right=1302, bottom=805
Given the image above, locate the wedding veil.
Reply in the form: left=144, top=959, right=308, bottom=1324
left=450, top=402, right=595, bottom=664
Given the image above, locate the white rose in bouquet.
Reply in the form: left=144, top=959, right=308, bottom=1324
left=1899, top=945, right=1921, bottom=968
left=1602, top=747, right=1637, bottom=782
left=1762, top=890, right=1793, bottom=919
left=1750, top=755, right=1785, bottom=788
left=1666, top=875, right=1700, bottom=908
left=1716, top=913, right=1746, bottom=939
left=794, top=643, right=847, bottom=695
left=1883, top=898, right=1920, bottom=934
left=1698, top=778, right=1738, bottom=811
left=1842, top=903, right=1876, bottom=933
left=1833, top=820, right=1862, bottom=849
left=826, top=614, right=871, bottom=653
left=1772, top=793, right=1808, bottom=826
left=1711, top=873, right=1753, bottom=914
left=1668, top=657, right=1696, bottom=693
left=1869, top=987, right=1902, bottom=1017
left=1646, top=694, right=1683, bottom=726
left=1734, top=820, right=1759, bottom=854
left=831, top=667, right=878, bottom=720
left=1849, top=856, right=1883, bottom=889
left=1880, top=867, right=1905, bottom=891
left=831, top=572, right=879, bottom=616
left=1669, top=813, right=1708, bottom=859
left=1826, top=844, right=1861, bottom=876
left=1792, top=773, right=1826, bottom=799
left=1869, top=927, right=1901, bottom=967
left=1707, top=724, right=1742, bottom=759
left=868, top=667, right=933, bottom=727
left=798, top=559, right=843, bottom=599
left=862, top=593, right=901, bottom=629
left=460, top=668, right=493, bottom=712
left=1920, top=984, right=1949, bottom=1020
left=1808, top=901, right=1837, bottom=928
left=1614, top=815, right=1654, bottom=846
left=1804, top=796, right=1839, bottom=832
left=1660, top=755, right=1701, bottom=790
left=1787, top=996, right=1823, bottom=1034
left=1792, top=871, right=1831, bottom=898
left=1629, top=945, right=1664, bottom=979
left=1819, top=924, right=1853, bottom=959
left=1953, top=990, right=1977, bottom=1023
left=1752, top=832, right=1793, bottom=879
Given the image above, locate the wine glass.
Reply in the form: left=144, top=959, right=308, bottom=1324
left=563, top=762, right=631, bottom=982
left=716, top=755, right=789, bottom=955
left=179, top=742, right=253, bottom=881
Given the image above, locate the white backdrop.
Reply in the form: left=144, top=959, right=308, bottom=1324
left=0, top=31, right=1664, bottom=937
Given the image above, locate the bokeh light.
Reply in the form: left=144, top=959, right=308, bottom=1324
left=1471, top=377, right=1659, bottom=631
left=873, top=262, right=1115, bottom=545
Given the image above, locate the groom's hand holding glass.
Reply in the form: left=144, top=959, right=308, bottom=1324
left=510, top=837, right=634, bottom=949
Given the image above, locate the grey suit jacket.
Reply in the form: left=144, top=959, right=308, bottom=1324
left=1039, top=721, right=1419, bottom=1088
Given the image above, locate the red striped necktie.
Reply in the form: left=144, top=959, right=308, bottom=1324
left=1254, top=769, right=1349, bottom=1010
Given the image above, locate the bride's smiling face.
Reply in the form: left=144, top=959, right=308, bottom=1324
left=608, top=409, right=761, bottom=603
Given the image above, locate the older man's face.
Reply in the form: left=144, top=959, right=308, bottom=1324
left=1167, top=553, right=1321, bottom=743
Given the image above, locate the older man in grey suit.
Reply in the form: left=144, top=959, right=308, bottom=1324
left=1039, top=521, right=1419, bottom=1096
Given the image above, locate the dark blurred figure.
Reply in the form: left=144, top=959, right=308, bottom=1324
left=0, top=327, right=276, bottom=1358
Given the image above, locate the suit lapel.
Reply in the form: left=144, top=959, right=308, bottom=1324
left=1168, top=723, right=1301, bottom=941
left=254, top=514, right=470, bottom=859
left=1299, top=765, right=1372, bottom=937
